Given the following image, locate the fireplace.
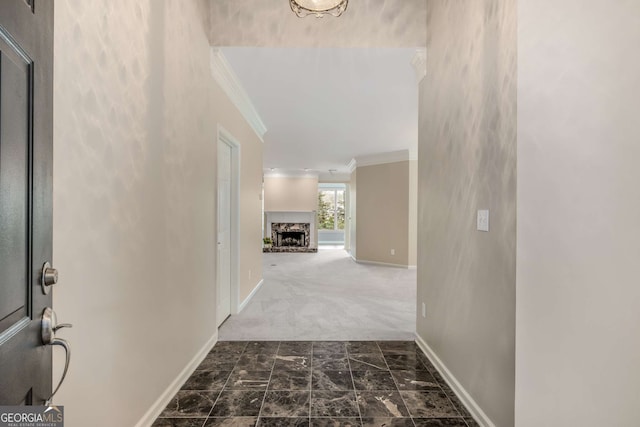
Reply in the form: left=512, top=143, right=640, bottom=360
left=271, top=223, right=311, bottom=248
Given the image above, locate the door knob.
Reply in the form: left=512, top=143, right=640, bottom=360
left=41, top=262, right=58, bottom=294
left=41, top=307, right=72, bottom=405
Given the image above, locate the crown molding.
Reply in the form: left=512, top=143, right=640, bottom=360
left=347, top=158, right=357, bottom=173
left=411, top=48, right=427, bottom=83
left=210, top=48, right=267, bottom=142
left=350, top=149, right=413, bottom=169
left=263, top=170, right=319, bottom=179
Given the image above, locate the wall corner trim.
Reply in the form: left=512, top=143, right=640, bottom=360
left=210, top=48, right=267, bottom=142
left=135, top=332, right=218, bottom=427
left=238, top=278, right=265, bottom=313
left=414, top=333, right=496, bottom=427
left=411, top=48, right=427, bottom=83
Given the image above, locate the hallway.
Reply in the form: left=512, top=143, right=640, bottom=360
left=219, top=250, right=417, bottom=341
left=154, top=340, right=476, bottom=427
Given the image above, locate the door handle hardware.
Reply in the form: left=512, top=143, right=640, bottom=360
left=40, top=262, right=59, bottom=295
left=41, top=307, right=72, bottom=405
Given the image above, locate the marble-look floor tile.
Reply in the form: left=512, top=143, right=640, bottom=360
left=377, top=342, right=417, bottom=353
left=348, top=354, right=388, bottom=371
left=412, top=419, right=468, bottom=427
left=213, top=342, right=248, bottom=354
left=257, top=417, right=310, bottom=427
left=427, top=370, right=449, bottom=389
left=311, top=391, right=360, bottom=417
left=197, top=358, right=238, bottom=372
left=312, top=370, right=354, bottom=391
left=313, top=342, right=347, bottom=355
left=361, top=418, right=414, bottom=427
left=204, top=417, right=257, bottom=427
left=226, top=370, right=270, bottom=390
left=313, top=354, right=349, bottom=371
left=279, top=341, right=313, bottom=356
left=243, top=341, right=280, bottom=354
left=260, top=391, right=311, bottom=417
left=444, top=394, right=472, bottom=418
left=273, top=355, right=311, bottom=371
left=210, top=390, right=265, bottom=417
left=399, top=391, right=460, bottom=418
left=235, top=354, right=276, bottom=371
left=182, top=370, right=231, bottom=391
left=346, top=342, right=381, bottom=355
left=464, top=417, right=479, bottom=426
left=152, top=418, right=205, bottom=427
left=269, top=370, right=312, bottom=390
left=351, top=370, right=397, bottom=391
left=160, top=391, right=218, bottom=418
left=356, top=391, right=409, bottom=418
left=416, top=352, right=437, bottom=372
left=390, top=370, right=439, bottom=391
left=383, top=353, right=428, bottom=371
left=311, top=418, right=362, bottom=426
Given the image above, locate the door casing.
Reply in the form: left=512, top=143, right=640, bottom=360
left=216, top=126, right=240, bottom=325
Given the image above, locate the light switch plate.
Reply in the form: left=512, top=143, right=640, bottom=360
left=477, top=210, right=489, bottom=232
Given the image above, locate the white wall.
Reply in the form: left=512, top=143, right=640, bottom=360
left=516, top=1, right=640, bottom=425
left=52, top=0, right=261, bottom=425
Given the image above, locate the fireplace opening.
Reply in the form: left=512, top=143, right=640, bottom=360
left=277, top=231, right=306, bottom=247
left=271, top=222, right=311, bottom=249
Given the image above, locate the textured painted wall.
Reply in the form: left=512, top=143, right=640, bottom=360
left=52, top=0, right=261, bottom=425
left=356, top=161, right=411, bottom=267
left=209, top=0, right=426, bottom=47
left=417, top=1, right=517, bottom=426
left=516, top=2, right=640, bottom=425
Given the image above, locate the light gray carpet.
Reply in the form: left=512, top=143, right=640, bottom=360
left=219, top=249, right=417, bottom=341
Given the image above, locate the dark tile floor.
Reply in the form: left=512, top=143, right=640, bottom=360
left=153, top=341, right=478, bottom=427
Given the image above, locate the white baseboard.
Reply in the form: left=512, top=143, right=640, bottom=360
left=355, top=258, right=411, bottom=269
left=135, top=331, right=218, bottom=427
left=238, top=278, right=264, bottom=313
left=408, top=265, right=417, bottom=270
left=415, top=333, right=496, bottom=427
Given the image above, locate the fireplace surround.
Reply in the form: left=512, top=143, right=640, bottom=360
left=264, top=221, right=317, bottom=253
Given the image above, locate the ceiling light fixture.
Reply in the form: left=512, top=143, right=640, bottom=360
left=289, top=0, right=348, bottom=18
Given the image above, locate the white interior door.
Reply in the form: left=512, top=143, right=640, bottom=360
left=217, top=140, right=232, bottom=326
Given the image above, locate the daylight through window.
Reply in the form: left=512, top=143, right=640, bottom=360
left=318, top=188, right=345, bottom=231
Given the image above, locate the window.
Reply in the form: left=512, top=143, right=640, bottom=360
left=318, top=187, right=345, bottom=231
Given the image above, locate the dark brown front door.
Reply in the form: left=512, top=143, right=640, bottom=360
left=0, top=0, right=54, bottom=405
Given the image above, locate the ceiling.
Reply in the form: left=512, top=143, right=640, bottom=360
left=220, top=47, right=419, bottom=180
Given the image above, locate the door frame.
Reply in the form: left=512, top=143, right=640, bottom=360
left=216, top=125, right=240, bottom=318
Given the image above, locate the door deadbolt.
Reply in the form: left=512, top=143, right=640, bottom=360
left=41, top=262, right=58, bottom=295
